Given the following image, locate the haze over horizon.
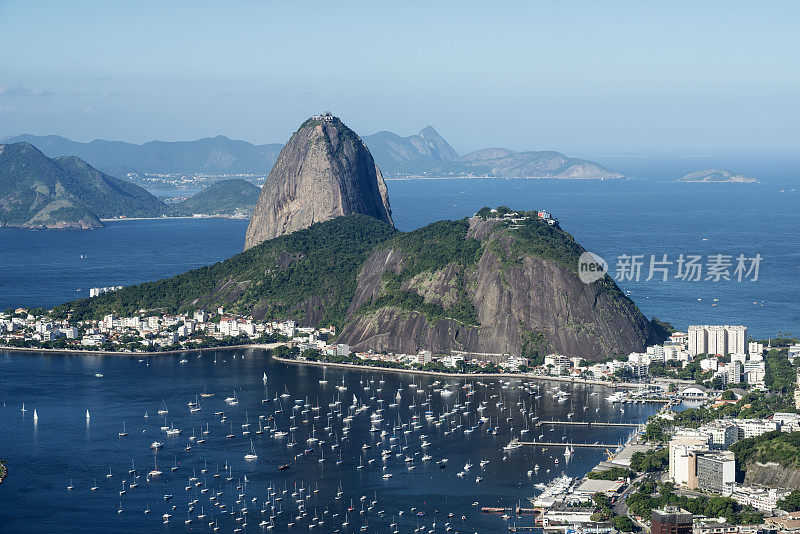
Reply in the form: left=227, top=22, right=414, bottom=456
left=1, top=1, right=799, bottom=156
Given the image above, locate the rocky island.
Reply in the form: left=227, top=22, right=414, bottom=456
left=678, top=169, right=757, bottom=183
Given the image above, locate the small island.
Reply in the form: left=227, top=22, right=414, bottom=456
left=678, top=169, right=757, bottom=183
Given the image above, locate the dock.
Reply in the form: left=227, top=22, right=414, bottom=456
left=517, top=441, right=619, bottom=448
left=482, top=507, right=539, bottom=515
left=539, top=420, right=640, bottom=427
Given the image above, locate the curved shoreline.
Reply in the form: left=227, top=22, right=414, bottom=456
left=0, top=344, right=651, bottom=390
left=0, top=343, right=263, bottom=357
left=269, top=355, right=642, bottom=388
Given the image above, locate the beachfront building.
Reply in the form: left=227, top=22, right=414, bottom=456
left=544, top=354, right=570, bottom=375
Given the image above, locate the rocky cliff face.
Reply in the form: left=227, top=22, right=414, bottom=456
left=744, top=462, right=800, bottom=490
left=244, top=115, right=393, bottom=249
left=337, top=216, right=656, bottom=361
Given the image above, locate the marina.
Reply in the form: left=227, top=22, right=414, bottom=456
left=0, top=347, right=659, bottom=533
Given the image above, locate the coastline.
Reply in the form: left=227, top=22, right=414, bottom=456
left=383, top=175, right=625, bottom=181
left=100, top=215, right=248, bottom=222
left=0, top=343, right=264, bottom=357
left=269, top=355, right=645, bottom=388
left=0, top=343, right=652, bottom=390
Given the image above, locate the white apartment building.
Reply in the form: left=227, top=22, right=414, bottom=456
left=789, top=344, right=800, bottom=364
left=439, top=354, right=464, bottom=368
left=723, top=361, right=742, bottom=385
left=688, top=325, right=748, bottom=356
left=60, top=327, right=79, bottom=339
left=646, top=345, right=665, bottom=362
left=669, top=431, right=710, bottom=486
left=698, top=421, right=740, bottom=449
left=729, top=418, right=779, bottom=439
left=416, top=351, right=432, bottom=365
left=730, top=486, right=790, bottom=513
left=81, top=334, right=106, bottom=346
left=695, top=451, right=736, bottom=493
left=544, top=354, right=571, bottom=375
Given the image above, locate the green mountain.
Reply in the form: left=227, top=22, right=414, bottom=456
left=56, top=210, right=661, bottom=360
left=169, top=179, right=260, bottom=216
left=0, top=142, right=165, bottom=229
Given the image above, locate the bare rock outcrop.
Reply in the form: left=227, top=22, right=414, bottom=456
left=244, top=114, right=392, bottom=249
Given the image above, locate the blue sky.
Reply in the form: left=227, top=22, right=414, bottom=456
left=1, top=1, right=798, bottom=155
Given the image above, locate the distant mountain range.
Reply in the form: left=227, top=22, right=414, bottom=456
left=4, top=127, right=624, bottom=180
left=0, top=142, right=262, bottom=229
left=4, top=134, right=284, bottom=177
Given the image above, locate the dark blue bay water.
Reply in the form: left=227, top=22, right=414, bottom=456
left=0, top=218, right=250, bottom=313
left=0, top=348, right=655, bottom=533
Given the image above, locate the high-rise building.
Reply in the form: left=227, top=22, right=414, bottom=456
left=695, top=451, right=736, bottom=493
left=687, top=325, right=748, bottom=356
left=651, top=507, right=693, bottom=534
left=669, top=432, right=709, bottom=486
left=688, top=326, right=708, bottom=355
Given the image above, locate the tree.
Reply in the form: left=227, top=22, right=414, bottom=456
left=779, top=491, right=800, bottom=512
left=630, top=449, right=668, bottom=472
left=613, top=515, right=634, bottom=532
left=643, top=421, right=667, bottom=443
left=721, top=390, right=736, bottom=400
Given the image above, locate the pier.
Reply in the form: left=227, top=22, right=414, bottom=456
left=517, top=441, right=619, bottom=448
left=481, top=507, right=539, bottom=515
left=538, top=420, right=640, bottom=427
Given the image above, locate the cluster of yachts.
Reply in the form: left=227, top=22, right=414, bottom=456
left=57, top=357, right=632, bottom=532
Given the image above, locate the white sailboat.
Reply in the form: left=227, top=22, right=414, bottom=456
left=86, top=409, right=90, bottom=421
left=149, top=450, right=162, bottom=477
left=244, top=440, right=258, bottom=461
left=33, top=409, right=38, bottom=423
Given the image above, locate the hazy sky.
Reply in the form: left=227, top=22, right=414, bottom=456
left=1, top=1, right=798, bottom=155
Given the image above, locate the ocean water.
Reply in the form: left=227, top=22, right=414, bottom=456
left=0, top=179, right=798, bottom=336
left=0, top=348, right=655, bottom=533
left=0, top=218, right=250, bottom=312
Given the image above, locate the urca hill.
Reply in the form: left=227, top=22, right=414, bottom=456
left=60, top=208, right=663, bottom=361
